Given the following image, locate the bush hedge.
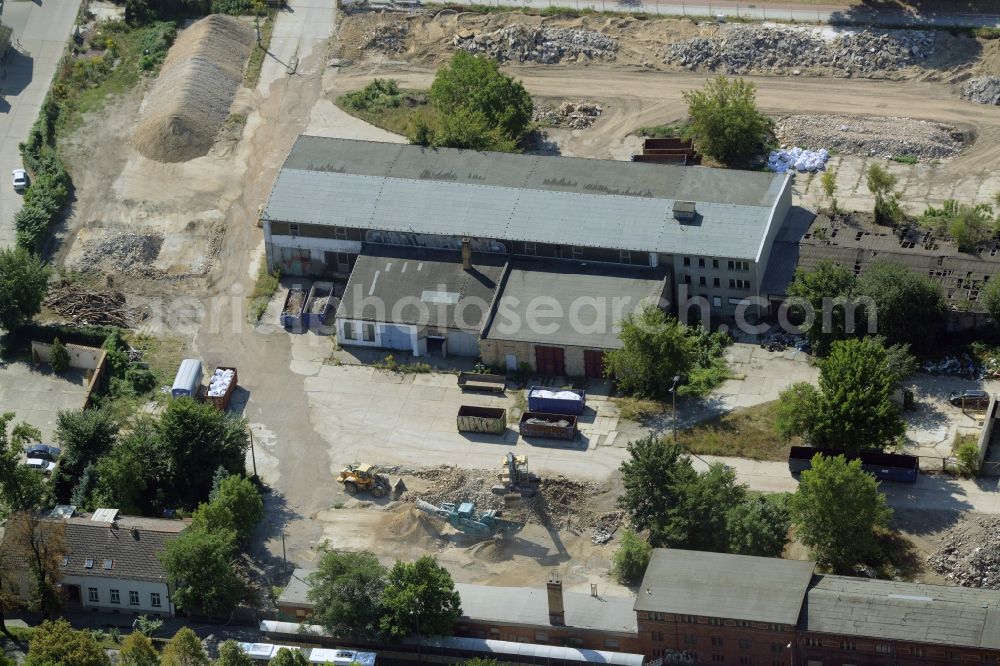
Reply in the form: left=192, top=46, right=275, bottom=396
left=16, top=103, right=72, bottom=253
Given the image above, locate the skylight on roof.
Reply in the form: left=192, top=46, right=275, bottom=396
left=103, top=559, right=113, bottom=571
left=85, top=558, right=94, bottom=569
left=61, top=557, right=69, bottom=567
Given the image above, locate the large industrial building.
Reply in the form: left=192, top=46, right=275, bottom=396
left=262, top=137, right=793, bottom=368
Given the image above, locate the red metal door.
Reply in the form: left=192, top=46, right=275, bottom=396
left=583, top=349, right=605, bottom=379
left=534, top=346, right=566, bottom=376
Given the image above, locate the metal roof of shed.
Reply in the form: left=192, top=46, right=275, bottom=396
left=802, top=575, right=1000, bottom=650
left=265, top=138, right=790, bottom=261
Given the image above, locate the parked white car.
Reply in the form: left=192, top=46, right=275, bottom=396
left=12, top=168, right=27, bottom=192
left=25, top=458, right=56, bottom=474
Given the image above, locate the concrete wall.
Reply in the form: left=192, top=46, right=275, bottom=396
left=480, top=339, right=600, bottom=377
left=31, top=341, right=108, bottom=409
left=65, top=575, right=174, bottom=616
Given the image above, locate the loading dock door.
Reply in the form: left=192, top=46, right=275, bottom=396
left=583, top=349, right=605, bottom=379
left=535, top=346, right=566, bottom=376
left=381, top=324, right=412, bottom=351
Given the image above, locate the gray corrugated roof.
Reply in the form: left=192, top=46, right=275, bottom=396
left=454, top=583, right=637, bottom=634
left=483, top=260, right=667, bottom=349
left=803, top=575, right=1000, bottom=649
left=278, top=568, right=316, bottom=606
left=264, top=138, right=789, bottom=260
left=634, top=549, right=815, bottom=625
left=335, top=246, right=507, bottom=332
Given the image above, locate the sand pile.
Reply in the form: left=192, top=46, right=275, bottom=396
left=133, top=15, right=254, bottom=162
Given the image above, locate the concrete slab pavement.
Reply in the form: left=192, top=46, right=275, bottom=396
left=0, top=360, right=89, bottom=439
left=0, top=0, right=81, bottom=248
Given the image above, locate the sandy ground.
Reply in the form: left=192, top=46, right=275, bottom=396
left=49, top=2, right=1000, bottom=590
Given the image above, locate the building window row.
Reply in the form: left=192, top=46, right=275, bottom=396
left=729, top=278, right=751, bottom=290
left=88, top=588, right=161, bottom=608
left=684, top=257, right=724, bottom=270
left=729, top=260, right=750, bottom=271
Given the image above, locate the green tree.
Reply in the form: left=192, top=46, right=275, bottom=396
left=52, top=408, right=119, bottom=503
left=789, top=453, right=892, bottom=572
left=192, top=474, right=263, bottom=547
left=682, top=76, right=773, bottom=166
left=881, top=339, right=918, bottom=390
left=270, top=648, right=309, bottom=666
left=463, top=660, right=500, bottom=666
left=91, top=418, right=167, bottom=515
left=920, top=199, right=995, bottom=253
left=23, top=619, right=109, bottom=666
left=133, top=614, right=164, bottom=637
left=49, top=337, right=70, bottom=373
left=866, top=164, right=901, bottom=226
left=7, top=511, right=65, bottom=619
left=774, top=382, right=821, bottom=442
left=0, top=413, right=46, bottom=516
left=217, top=640, right=253, bottom=666
left=611, top=529, right=651, bottom=585
left=855, top=260, right=946, bottom=353
left=160, top=527, right=243, bottom=617
left=795, top=338, right=905, bottom=455
left=307, top=550, right=388, bottom=638
left=726, top=494, right=791, bottom=557
left=425, top=51, right=532, bottom=148
left=157, top=398, right=249, bottom=508
left=604, top=306, right=695, bottom=400
left=0, top=247, right=49, bottom=332
left=674, top=462, right=747, bottom=552
left=981, top=274, right=1000, bottom=324
left=616, top=436, right=698, bottom=546
left=785, top=260, right=857, bottom=356
left=821, top=170, right=838, bottom=211
left=119, top=632, right=160, bottom=666
left=161, top=627, right=210, bottom=666
left=379, top=556, right=462, bottom=639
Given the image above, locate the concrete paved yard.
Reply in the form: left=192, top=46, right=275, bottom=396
left=0, top=361, right=89, bottom=439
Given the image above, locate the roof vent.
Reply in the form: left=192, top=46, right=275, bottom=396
left=673, top=201, right=697, bottom=222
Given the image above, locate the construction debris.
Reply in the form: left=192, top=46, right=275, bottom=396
left=591, top=511, right=623, bottom=545
left=44, top=279, right=135, bottom=327
left=77, top=232, right=163, bottom=275
left=774, top=114, right=965, bottom=160
left=768, top=146, right=830, bottom=173
left=928, top=516, right=1000, bottom=589
left=363, top=21, right=408, bottom=52
left=455, top=24, right=618, bottom=64
left=960, top=76, right=1000, bottom=106
left=664, top=26, right=935, bottom=76
left=532, top=101, right=603, bottom=129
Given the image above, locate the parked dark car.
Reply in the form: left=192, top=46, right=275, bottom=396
left=25, top=444, right=61, bottom=461
left=949, top=389, right=990, bottom=408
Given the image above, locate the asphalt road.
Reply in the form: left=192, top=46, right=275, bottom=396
left=0, top=0, right=81, bottom=249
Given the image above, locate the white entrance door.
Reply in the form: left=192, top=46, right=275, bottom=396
left=505, top=354, right=517, bottom=371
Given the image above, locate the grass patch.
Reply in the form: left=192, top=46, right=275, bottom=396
left=890, top=154, right=918, bottom=165
left=509, top=389, right=527, bottom=424
left=56, top=20, right=177, bottom=135
left=125, top=332, right=187, bottom=394
left=975, top=26, right=1000, bottom=39
left=634, top=122, right=690, bottom=138
left=676, top=402, right=797, bottom=461
left=244, top=10, right=276, bottom=88
left=616, top=397, right=669, bottom=423
left=336, top=80, right=434, bottom=138
left=250, top=259, right=281, bottom=323
left=372, top=354, right=433, bottom=374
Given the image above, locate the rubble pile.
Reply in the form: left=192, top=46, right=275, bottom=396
left=592, top=511, right=624, bottom=545
left=44, top=279, right=135, bottom=327
left=362, top=21, right=408, bottom=53
left=664, top=26, right=936, bottom=76
left=404, top=466, right=610, bottom=533
left=775, top=114, right=965, bottom=159
left=768, top=146, right=830, bottom=173
left=455, top=24, right=618, bottom=64
left=960, top=76, right=1000, bottom=105
left=928, top=517, right=1000, bottom=588
left=532, top=101, right=603, bottom=129
left=78, top=232, right=164, bottom=275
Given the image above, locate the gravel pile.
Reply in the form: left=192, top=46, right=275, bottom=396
left=928, top=516, right=1000, bottom=588
left=363, top=21, right=408, bottom=53
left=133, top=15, right=254, bottom=163
left=774, top=114, right=965, bottom=159
left=78, top=232, right=163, bottom=275
left=532, top=101, right=603, bottom=129
left=455, top=24, right=618, bottom=64
left=664, top=26, right=935, bottom=76
left=960, top=76, right=1000, bottom=105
